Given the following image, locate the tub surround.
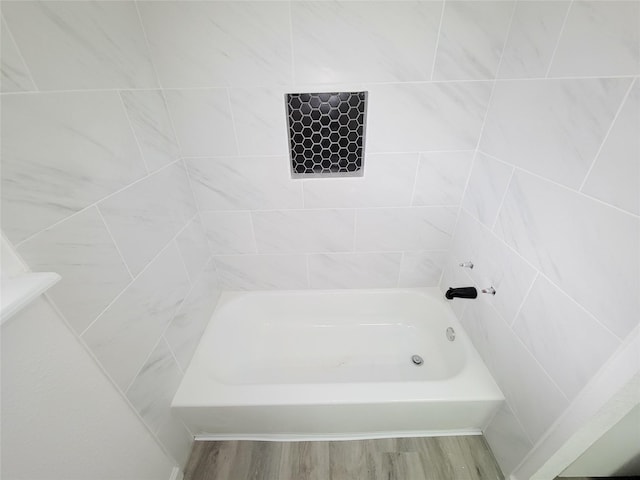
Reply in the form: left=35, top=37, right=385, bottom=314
left=1, top=0, right=637, bottom=478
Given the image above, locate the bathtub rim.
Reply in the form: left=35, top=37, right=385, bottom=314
left=172, top=287, right=504, bottom=408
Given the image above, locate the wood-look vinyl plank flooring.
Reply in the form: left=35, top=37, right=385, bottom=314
left=184, top=436, right=504, bottom=480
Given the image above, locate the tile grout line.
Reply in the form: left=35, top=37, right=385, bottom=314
left=4, top=74, right=640, bottom=98
left=40, top=293, right=181, bottom=467
left=134, top=0, right=164, bottom=91
left=123, top=252, right=218, bottom=397
left=124, top=333, right=168, bottom=395
left=177, top=149, right=476, bottom=160
left=484, top=296, right=573, bottom=405
left=408, top=153, right=422, bottom=207
left=225, top=88, right=242, bottom=157
left=247, top=211, right=259, bottom=255
left=472, top=0, right=516, bottom=155
left=578, top=77, right=637, bottom=192
left=489, top=166, right=516, bottom=233
left=462, top=204, right=628, bottom=342
left=288, top=0, right=296, bottom=86
left=516, top=322, right=640, bottom=474
left=351, top=210, right=358, bottom=252
left=161, top=336, right=185, bottom=396
left=1, top=14, right=40, bottom=92
left=477, top=150, right=640, bottom=220
left=448, top=151, right=479, bottom=277
left=118, top=90, right=151, bottom=175
left=396, top=251, right=405, bottom=288
left=493, top=0, right=518, bottom=82
left=78, top=212, right=199, bottom=338
left=508, top=271, right=538, bottom=328
left=544, top=0, right=574, bottom=79
left=14, top=158, right=186, bottom=249
left=535, top=270, right=626, bottom=343
left=173, top=236, right=193, bottom=287
left=95, top=205, right=135, bottom=281
left=212, top=248, right=450, bottom=258
left=429, top=0, right=447, bottom=81
left=504, top=397, right=537, bottom=447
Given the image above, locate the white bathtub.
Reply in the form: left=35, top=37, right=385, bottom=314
left=172, top=288, right=504, bottom=440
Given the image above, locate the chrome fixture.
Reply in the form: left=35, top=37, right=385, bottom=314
left=446, top=327, right=456, bottom=342
left=482, top=286, right=496, bottom=295
left=459, top=261, right=474, bottom=269
left=411, top=354, right=424, bottom=366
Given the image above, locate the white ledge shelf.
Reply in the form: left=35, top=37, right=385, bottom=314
left=1, top=272, right=61, bottom=325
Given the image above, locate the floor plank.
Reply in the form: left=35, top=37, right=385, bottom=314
left=184, top=436, right=504, bottom=480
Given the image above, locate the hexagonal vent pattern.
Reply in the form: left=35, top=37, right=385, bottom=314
left=286, top=92, right=367, bottom=178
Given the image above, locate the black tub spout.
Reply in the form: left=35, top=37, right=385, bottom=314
left=445, top=287, right=478, bottom=299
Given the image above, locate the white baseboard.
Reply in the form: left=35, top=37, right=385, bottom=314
left=194, top=429, right=482, bottom=442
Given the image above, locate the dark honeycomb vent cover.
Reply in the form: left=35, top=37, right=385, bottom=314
left=286, top=91, right=367, bottom=178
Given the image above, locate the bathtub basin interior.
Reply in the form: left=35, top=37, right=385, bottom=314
left=172, top=287, right=504, bottom=439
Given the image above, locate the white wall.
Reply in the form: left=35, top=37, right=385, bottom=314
left=1, top=1, right=223, bottom=468
left=1, top=296, right=176, bottom=480
left=561, top=403, right=640, bottom=477
left=440, top=1, right=639, bottom=476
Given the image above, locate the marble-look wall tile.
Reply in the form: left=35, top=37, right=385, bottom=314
left=1, top=91, right=147, bottom=244
left=120, top=90, right=181, bottom=173
left=446, top=211, right=485, bottom=279
left=126, top=339, right=183, bottom=434
left=366, top=82, right=492, bottom=153
left=494, top=170, right=640, bottom=339
left=2, top=1, right=157, bottom=90
left=497, top=1, right=569, bottom=79
left=82, top=244, right=190, bottom=390
left=457, top=212, right=537, bottom=325
left=433, top=1, right=514, bottom=80
left=175, top=216, right=212, bottom=282
left=461, top=300, right=569, bottom=443
left=252, top=209, right=355, bottom=254
left=398, top=251, right=447, bottom=288
left=548, top=1, right=640, bottom=77
left=164, top=89, right=237, bottom=157
left=16, top=207, right=132, bottom=334
left=156, top=416, right=194, bottom=468
left=303, top=153, right=418, bottom=209
left=484, top=402, right=534, bottom=475
left=1, top=16, right=36, bottom=92
left=292, top=1, right=441, bottom=84
left=355, top=207, right=457, bottom=252
left=200, top=211, right=257, bottom=255
left=214, top=254, right=308, bottom=290
left=164, top=261, right=221, bottom=371
left=186, top=156, right=303, bottom=211
left=308, top=252, right=402, bottom=289
left=99, top=163, right=197, bottom=276
left=582, top=81, right=639, bottom=216
left=462, top=152, right=513, bottom=229
left=480, top=78, right=632, bottom=189
left=513, top=275, right=621, bottom=400
left=138, top=1, right=292, bottom=88
left=229, top=86, right=289, bottom=157
left=412, top=151, right=474, bottom=206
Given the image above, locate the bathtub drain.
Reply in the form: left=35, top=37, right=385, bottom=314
left=411, top=355, right=424, bottom=366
